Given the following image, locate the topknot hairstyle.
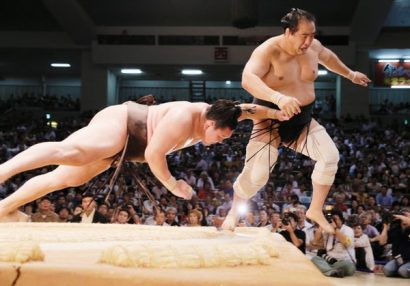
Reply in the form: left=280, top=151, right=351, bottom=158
left=205, top=99, right=242, bottom=130
left=280, top=8, right=316, bottom=34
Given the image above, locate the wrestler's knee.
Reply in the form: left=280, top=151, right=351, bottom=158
left=311, top=148, right=339, bottom=186
left=234, top=141, right=278, bottom=199
left=233, top=166, right=267, bottom=199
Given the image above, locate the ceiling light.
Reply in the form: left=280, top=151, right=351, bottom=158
left=378, top=59, right=399, bottom=63
left=182, top=69, right=203, bottom=75
left=121, top=69, right=142, bottom=74
left=51, top=63, right=70, bottom=68
left=225, top=80, right=232, bottom=85
left=391, top=85, right=410, bottom=89
left=318, top=70, right=328, bottom=75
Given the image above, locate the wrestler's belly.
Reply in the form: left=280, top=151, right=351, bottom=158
left=124, top=102, right=149, bottom=162
left=268, top=80, right=316, bottom=106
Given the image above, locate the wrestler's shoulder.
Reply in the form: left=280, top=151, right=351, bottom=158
left=310, top=39, right=324, bottom=52
left=255, top=36, right=282, bottom=56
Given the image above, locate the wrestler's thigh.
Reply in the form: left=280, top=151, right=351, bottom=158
left=51, top=159, right=112, bottom=187
left=250, top=119, right=280, bottom=147
left=62, top=105, right=129, bottom=158
left=292, top=119, right=336, bottom=159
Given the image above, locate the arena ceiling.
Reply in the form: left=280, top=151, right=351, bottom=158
left=0, top=0, right=409, bottom=80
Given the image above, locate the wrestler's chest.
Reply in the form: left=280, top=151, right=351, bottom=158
left=271, top=57, right=318, bottom=83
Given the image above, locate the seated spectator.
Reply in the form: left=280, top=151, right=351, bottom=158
left=97, top=203, right=109, bottom=220
left=57, top=207, right=71, bottom=223
left=266, top=212, right=281, bottom=233
left=352, top=183, right=368, bottom=206
left=282, top=194, right=303, bottom=212
left=347, top=200, right=359, bottom=215
left=55, top=194, right=67, bottom=211
left=360, top=212, right=384, bottom=260
left=311, top=210, right=356, bottom=278
left=399, top=195, right=409, bottom=208
left=123, top=204, right=140, bottom=224
left=197, top=181, right=212, bottom=200
left=113, top=209, right=130, bottom=224
left=356, top=204, right=366, bottom=216
left=151, top=180, right=167, bottom=200
left=196, top=171, right=215, bottom=190
left=333, top=194, right=348, bottom=214
left=279, top=212, right=305, bottom=254
left=186, top=209, right=202, bottom=227
left=360, top=212, right=380, bottom=239
left=153, top=209, right=168, bottom=226
left=366, top=195, right=380, bottom=212
left=31, top=197, right=59, bottom=222
left=199, top=208, right=209, bottom=226
left=71, top=194, right=108, bottom=224
left=352, top=223, right=375, bottom=272
left=165, top=207, right=180, bottom=226
left=379, top=210, right=410, bottom=278
left=376, top=186, right=393, bottom=207
left=256, top=210, right=271, bottom=227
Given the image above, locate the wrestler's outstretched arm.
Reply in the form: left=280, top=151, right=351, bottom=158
left=318, top=42, right=371, bottom=87
left=238, top=103, right=290, bottom=121
left=144, top=108, right=194, bottom=200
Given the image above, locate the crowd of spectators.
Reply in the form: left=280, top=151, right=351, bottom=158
left=0, top=96, right=409, bottom=279
left=0, top=92, right=80, bottom=112
left=371, top=99, right=410, bottom=115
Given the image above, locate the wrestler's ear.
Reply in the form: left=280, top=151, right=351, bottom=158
left=205, top=120, right=215, bottom=128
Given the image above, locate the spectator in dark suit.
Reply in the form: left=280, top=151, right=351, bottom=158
left=71, top=194, right=108, bottom=223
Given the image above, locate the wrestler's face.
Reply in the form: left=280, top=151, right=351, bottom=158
left=203, top=121, right=233, bottom=145
left=286, top=19, right=316, bottom=55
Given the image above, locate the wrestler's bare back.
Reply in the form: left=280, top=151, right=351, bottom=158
left=147, top=101, right=208, bottom=152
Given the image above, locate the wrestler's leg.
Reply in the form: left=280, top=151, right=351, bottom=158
left=0, top=105, right=128, bottom=184
left=223, top=120, right=280, bottom=230
left=0, top=159, right=111, bottom=218
left=290, top=119, right=339, bottom=234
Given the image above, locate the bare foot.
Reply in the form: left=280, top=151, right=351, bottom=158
left=0, top=209, right=29, bottom=222
left=221, top=212, right=237, bottom=231
left=170, top=180, right=193, bottom=200
left=306, top=209, right=335, bottom=234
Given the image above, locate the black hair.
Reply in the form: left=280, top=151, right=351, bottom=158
left=284, top=211, right=299, bottom=223
left=280, top=8, right=316, bottom=34
left=136, top=94, right=157, bottom=105
left=39, top=196, right=52, bottom=203
left=331, top=209, right=345, bottom=224
left=205, top=99, right=242, bottom=130
left=82, top=192, right=95, bottom=200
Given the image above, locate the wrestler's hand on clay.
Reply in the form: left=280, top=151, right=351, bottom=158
left=349, top=71, right=371, bottom=87
left=277, top=95, right=302, bottom=118
left=170, top=180, right=193, bottom=200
